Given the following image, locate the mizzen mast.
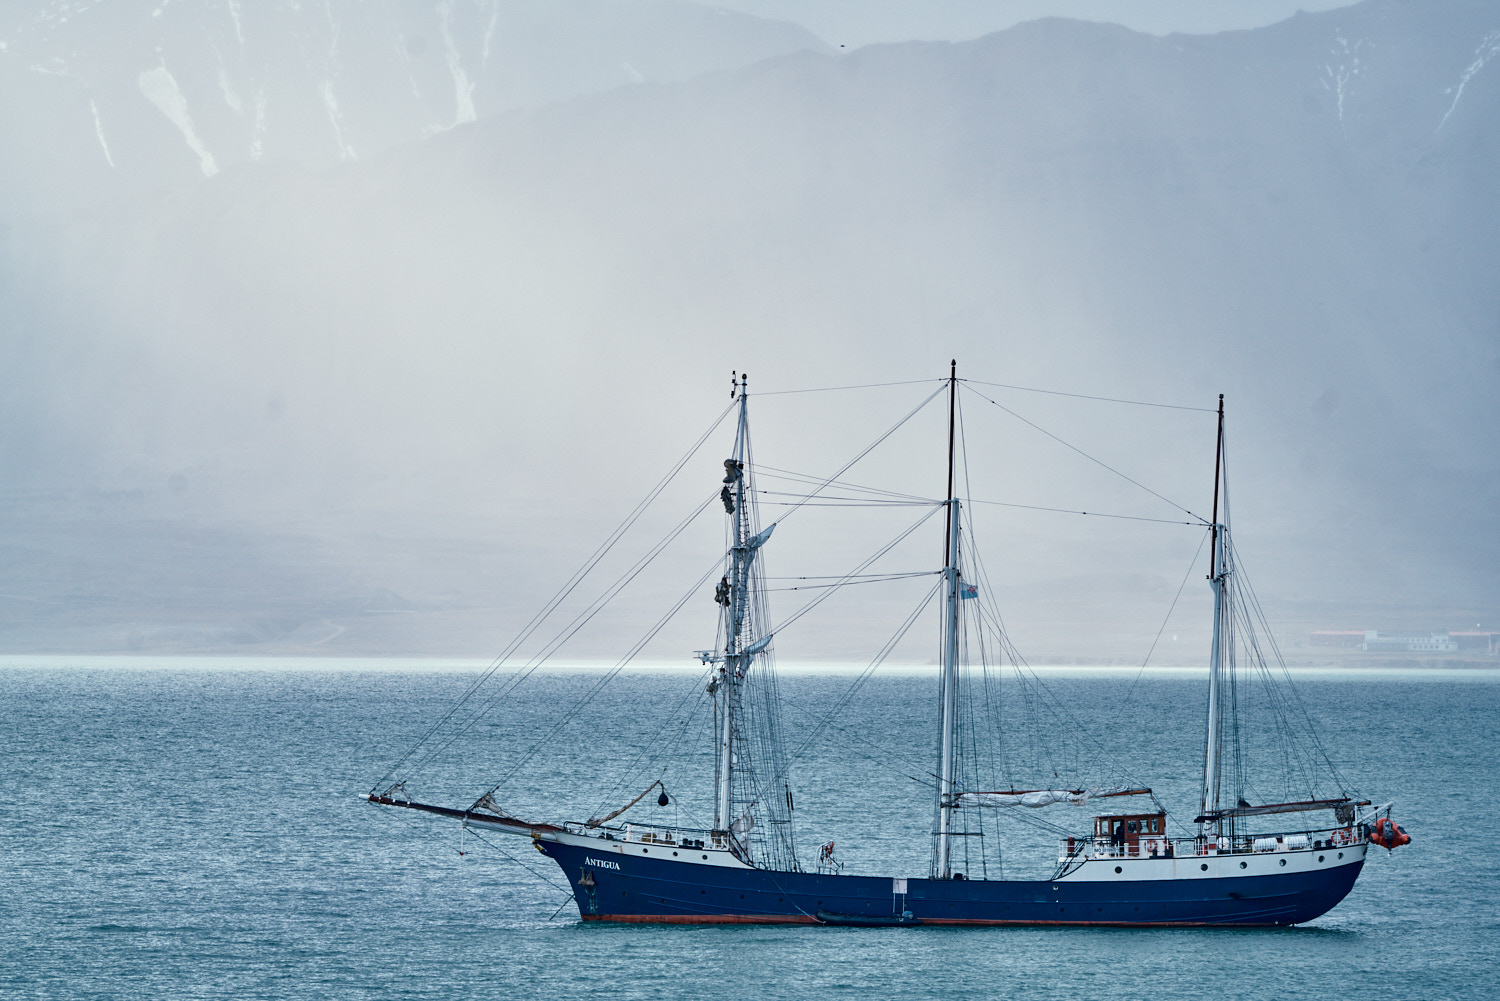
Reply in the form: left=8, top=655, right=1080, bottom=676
left=1200, top=393, right=1228, bottom=838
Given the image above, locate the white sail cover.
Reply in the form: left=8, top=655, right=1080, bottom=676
left=955, top=786, right=1144, bottom=808
left=747, top=523, right=776, bottom=550
left=743, top=633, right=773, bottom=656
left=957, top=790, right=1087, bottom=808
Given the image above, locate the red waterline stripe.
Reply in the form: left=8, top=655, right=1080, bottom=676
left=580, top=914, right=1283, bottom=928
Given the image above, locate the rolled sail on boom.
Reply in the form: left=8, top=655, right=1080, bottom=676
left=954, top=787, right=1152, bottom=808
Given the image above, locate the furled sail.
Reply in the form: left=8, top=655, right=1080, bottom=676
left=954, top=786, right=1151, bottom=809
left=747, top=523, right=776, bottom=550
left=956, top=790, right=1086, bottom=808
left=743, top=633, right=773, bottom=656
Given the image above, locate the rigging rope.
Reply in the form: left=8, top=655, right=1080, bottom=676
left=472, top=550, right=733, bottom=806
left=769, top=505, right=944, bottom=637
left=1111, top=527, right=1212, bottom=720
left=588, top=663, right=715, bottom=821
left=771, top=383, right=948, bottom=525
left=461, top=827, right=572, bottom=892
left=960, top=378, right=1217, bottom=413
left=754, top=464, right=936, bottom=503
left=788, top=577, right=944, bottom=764
left=767, top=571, right=939, bottom=592
left=371, top=399, right=737, bottom=793
left=400, top=490, right=721, bottom=781
left=960, top=382, right=1209, bottom=524
left=756, top=378, right=947, bottom=396
left=963, top=497, right=1200, bottom=526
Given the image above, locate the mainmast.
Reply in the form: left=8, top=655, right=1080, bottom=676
left=715, top=373, right=750, bottom=836
left=1200, top=394, right=1227, bottom=838
left=935, top=360, right=962, bottom=878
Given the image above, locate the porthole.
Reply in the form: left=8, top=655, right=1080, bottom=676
left=1240, top=861, right=1247, bottom=869
left=1115, top=866, right=1122, bottom=874
left=702, top=855, right=708, bottom=860
left=1318, top=855, right=1325, bottom=862
left=1279, top=858, right=1287, bottom=867
left=1200, top=863, right=1208, bottom=871
left=1338, top=852, right=1344, bottom=858
left=673, top=852, right=678, bottom=856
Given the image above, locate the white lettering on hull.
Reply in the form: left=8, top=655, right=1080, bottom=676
left=586, top=857, right=622, bottom=870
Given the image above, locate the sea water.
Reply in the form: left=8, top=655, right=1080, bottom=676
left=1, top=662, right=1495, bottom=1000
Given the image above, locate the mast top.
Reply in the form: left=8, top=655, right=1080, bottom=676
left=1208, top=394, right=1226, bottom=578
left=944, top=360, right=958, bottom=566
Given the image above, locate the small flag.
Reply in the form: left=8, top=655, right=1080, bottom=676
left=960, top=584, right=979, bottom=600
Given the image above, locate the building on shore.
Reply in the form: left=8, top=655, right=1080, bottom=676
left=1308, top=630, right=1498, bottom=654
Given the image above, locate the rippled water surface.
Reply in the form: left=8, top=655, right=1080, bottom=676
left=1, top=662, right=1493, bottom=1000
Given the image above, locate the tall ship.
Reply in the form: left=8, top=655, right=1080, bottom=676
left=365, top=366, right=1408, bottom=926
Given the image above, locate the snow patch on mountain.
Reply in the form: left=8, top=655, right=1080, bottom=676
left=439, top=1, right=477, bottom=127
left=1324, top=33, right=1366, bottom=132
left=29, top=58, right=69, bottom=77
left=319, top=80, right=355, bottom=161
left=227, top=0, right=244, bottom=48
left=217, top=60, right=242, bottom=116
left=1439, top=29, right=1500, bottom=130
left=89, top=97, right=113, bottom=167
left=480, top=0, right=499, bottom=62
left=138, top=62, right=217, bottom=175
left=250, top=87, right=266, bottom=159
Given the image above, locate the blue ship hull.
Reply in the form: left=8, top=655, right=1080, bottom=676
left=540, top=840, right=1364, bottom=926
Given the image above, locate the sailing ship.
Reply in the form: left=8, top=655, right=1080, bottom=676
left=365, top=365, right=1408, bottom=926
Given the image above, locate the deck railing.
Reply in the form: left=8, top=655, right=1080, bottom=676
left=1062, top=825, right=1366, bottom=861
left=564, top=820, right=729, bottom=851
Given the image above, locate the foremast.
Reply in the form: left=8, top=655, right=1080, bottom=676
left=710, top=373, right=796, bottom=870
left=715, top=375, right=751, bottom=836
left=934, top=360, right=964, bottom=879
left=1200, top=394, right=1228, bottom=838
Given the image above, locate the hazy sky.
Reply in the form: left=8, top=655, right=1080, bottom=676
left=1, top=0, right=1493, bottom=659
left=701, top=1, right=1361, bottom=46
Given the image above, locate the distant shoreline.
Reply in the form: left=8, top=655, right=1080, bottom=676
left=1, top=654, right=1496, bottom=678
